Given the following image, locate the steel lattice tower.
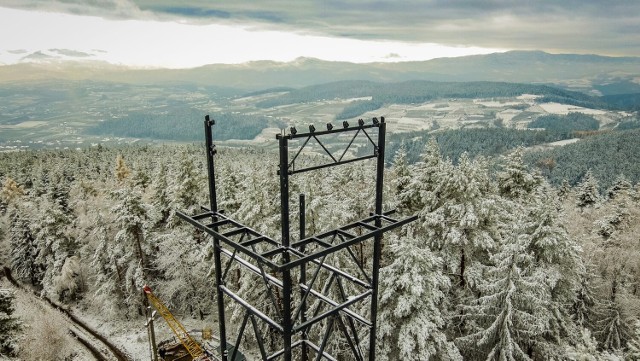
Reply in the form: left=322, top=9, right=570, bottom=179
left=178, top=115, right=416, bottom=361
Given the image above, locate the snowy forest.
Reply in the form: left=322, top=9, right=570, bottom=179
left=1, top=139, right=640, bottom=360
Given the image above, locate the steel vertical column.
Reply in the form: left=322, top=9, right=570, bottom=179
left=205, top=115, right=228, bottom=361
left=278, top=134, right=293, bottom=361
left=299, top=194, right=308, bottom=361
left=369, top=117, right=386, bottom=361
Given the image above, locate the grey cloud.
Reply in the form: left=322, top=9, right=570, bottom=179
left=2, top=0, right=639, bottom=56
left=21, top=51, right=58, bottom=61
left=8, top=49, right=29, bottom=54
left=50, top=49, right=93, bottom=57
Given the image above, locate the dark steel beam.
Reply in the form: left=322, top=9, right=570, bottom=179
left=219, top=285, right=284, bottom=333
left=369, top=117, right=386, bottom=361
left=204, top=115, right=228, bottom=361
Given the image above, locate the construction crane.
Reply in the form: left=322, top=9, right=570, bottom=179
left=143, top=285, right=212, bottom=361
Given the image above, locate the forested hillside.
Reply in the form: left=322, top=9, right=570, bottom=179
left=1, top=142, right=640, bottom=359
left=386, top=128, right=640, bottom=191
left=87, top=109, right=280, bottom=141
left=254, top=80, right=604, bottom=111
left=526, top=129, right=640, bottom=189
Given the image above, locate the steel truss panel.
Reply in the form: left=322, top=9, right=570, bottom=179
left=177, top=115, right=415, bottom=361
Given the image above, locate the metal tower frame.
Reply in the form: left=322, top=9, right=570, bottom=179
left=178, top=115, right=417, bottom=361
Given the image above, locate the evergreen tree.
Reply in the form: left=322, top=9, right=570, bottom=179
left=419, top=152, right=500, bottom=289
left=557, top=179, right=571, bottom=200
left=9, top=208, right=42, bottom=286
left=571, top=273, right=596, bottom=329
left=154, top=227, right=215, bottom=319
left=497, top=148, right=542, bottom=200
left=377, top=228, right=461, bottom=361
left=168, top=152, right=202, bottom=227
left=400, top=137, right=443, bottom=214
left=391, top=143, right=413, bottom=212
left=0, top=289, right=20, bottom=357
left=46, top=171, right=72, bottom=216
left=576, top=170, right=600, bottom=209
left=497, top=152, right=584, bottom=354
left=457, top=225, right=550, bottom=361
left=595, top=301, right=632, bottom=352
left=90, top=215, right=126, bottom=314
left=607, top=175, right=632, bottom=200
left=627, top=321, right=640, bottom=360
left=151, top=163, right=171, bottom=227
left=33, top=198, right=78, bottom=298
left=110, top=186, right=152, bottom=313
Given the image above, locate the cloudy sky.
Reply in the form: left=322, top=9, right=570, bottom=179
left=0, top=0, right=638, bottom=68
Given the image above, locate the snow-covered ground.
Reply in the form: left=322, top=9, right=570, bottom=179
left=1, top=279, right=94, bottom=360
left=538, top=102, right=608, bottom=115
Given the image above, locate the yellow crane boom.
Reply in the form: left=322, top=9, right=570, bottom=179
left=143, top=285, right=211, bottom=361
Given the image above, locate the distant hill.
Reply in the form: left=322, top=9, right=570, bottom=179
left=253, top=79, right=604, bottom=109
left=1, top=51, right=639, bottom=93
left=525, top=128, right=640, bottom=190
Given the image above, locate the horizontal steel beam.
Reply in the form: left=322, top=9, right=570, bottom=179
left=278, top=123, right=378, bottom=140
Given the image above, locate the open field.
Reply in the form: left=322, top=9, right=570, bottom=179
left=0, top=80, right=635, bottom=153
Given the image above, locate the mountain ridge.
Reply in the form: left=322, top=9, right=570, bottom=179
left=1, top=51, right=639, bottom=93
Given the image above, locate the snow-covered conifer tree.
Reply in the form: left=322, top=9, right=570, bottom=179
left=497, top=148, right=542, bottom=200
left=627, top=321, right=640, bottom=359
left=419, top=152, right=500, bottom=289
left=400, top=137, right=443, bottom=214
left=109, top=186, right=152, bottom=312
left=377, top=227, right=461, bottom=361
left=151, top=163, right=171, bottom=227
left=457, top=224, right=550, bottom=360
left=9, top=208, right=42, bottom=286
left=154, top=227, right=215, bottom=319
left=576, top=170, right=600, bottom=209
left=557, top=179, right=572, bottom=200
left=391, top=143, right=413, bottom=212
left=33, top=197, right=78, bottom=298
left=168, top=151, right=203, bottom=227
left=607, top=174, right=632, bottom=201
left=90, top=215, right=126, bottom=314
left=0, top=289, right=20, bottom=356
left=497, top=151, right=584, bottom=354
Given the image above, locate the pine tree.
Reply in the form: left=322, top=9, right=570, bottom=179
left=90, top=215, right=126, bottom=315
left=557, top=179, right=571, bottom=200
left=400, top=137, right=442, bottom=214
left=419, top=153, right=500, bottom=289
left=627, top=321, right=640, bottom=360
left=110, top=186, right=152, bottom=312
left=457, top=225, right=550, bottom=361
left=497, top=148, right=542, bottom=200
left=595, top=301, right=632, bottom=352
left=151, top=163, right=171, bottom=227
left=0, top=289, right=21, bottom=356
left=154, top=227, right=215, bottom=319
left=607, top=175, right=632, bottom=201
left=571, top=273, right=596, bottom=329
left=497, top=152, right=584, bottom=355
left=377, top=228, right=461, bottom=361
left=576, top=170, right=600, bottom=209
left=168, top=152, right=202, bottom=227
left=9, top=208, right=42, bottom=286
left=33, top=197, right=78, bottom=298
left=391, top=143, right=414, bottom=212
